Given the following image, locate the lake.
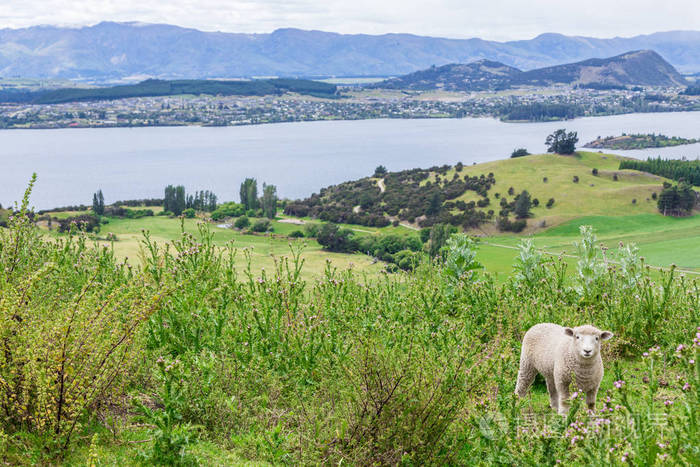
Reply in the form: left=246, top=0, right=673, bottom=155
left=1, top=111, right=700, bottom=209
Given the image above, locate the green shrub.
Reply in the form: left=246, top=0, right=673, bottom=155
left=234, top=216, right=250, bottom=229
left=252, top=218, right=271, bottom=232
left=0, top=177, right=161, bottom=454
left=289, top=230, right=304, bottom=238
left=183, top=208, right=195, bottom=219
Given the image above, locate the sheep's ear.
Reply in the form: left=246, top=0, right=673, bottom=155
left=564, top=328, right=574, bottom=337
left=600, top=331, right=613, bottom=341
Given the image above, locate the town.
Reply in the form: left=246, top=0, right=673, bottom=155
left=1, top=83, right=699, bottom=129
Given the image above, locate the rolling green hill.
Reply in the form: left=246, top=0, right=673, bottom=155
left=289, top=151, right=677, bottom=234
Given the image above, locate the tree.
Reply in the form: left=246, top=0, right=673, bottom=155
left=261, top=183, right=278, bottom=219
left=427, top=191, right=443, bottom=216
left=163, top=185, right=185, bottom=215
left=374, top=165, right=387, bottom=177
left=514, top=190, right=532, bottom=219
left=239, top=178, right=258, bottom=211
left=511, top=148, right=530, bottom=158
left=316, top=223, right=356, bottom=253
left=428, top=223, right=455, bottom=257
left=545, top=129, right=578, bottom=154
left=92, top=189, right=105, bottom=215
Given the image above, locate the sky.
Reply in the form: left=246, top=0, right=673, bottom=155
left=0, top=0, right=698, bottom=41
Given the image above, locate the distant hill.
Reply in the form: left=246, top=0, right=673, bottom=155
left=374, top=50, right=687, bottom=91
left=376, top=60, right=521, bottom=91
left=1, top=22, right=700, bottom=81
left=513, top=50, right=687, bottom=87
left=285, top=152, right=668, bottom=233
left=0, top=78, right=337, bottom=104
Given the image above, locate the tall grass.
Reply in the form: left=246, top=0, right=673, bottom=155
left=0, top=181, right=698, bottom=464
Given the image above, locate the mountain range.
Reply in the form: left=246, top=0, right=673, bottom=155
left=1, top=22, right=700, bottom=81
left=377, top=50, right=688, bottom=90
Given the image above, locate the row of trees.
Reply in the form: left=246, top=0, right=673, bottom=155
left=186, top=190, right=217, bottom=212
left=619, top=157, right=700, bottom=186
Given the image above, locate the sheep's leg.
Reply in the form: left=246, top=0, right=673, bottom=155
left=585, top=389, right=598, bottom=411
left=545, top=377, right=558, bottom=410
left=556, top=381, right=571, bottom=416
left=514, top=360, right=537, bottom=397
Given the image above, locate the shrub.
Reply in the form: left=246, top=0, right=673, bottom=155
left=304, top=223, right=320, bottom=238
left=592, top=168, right=599, bottom=176
left=316, top=223, right=356, bottom=252
left=510, top=148, right=530, bottom=158
left=546, top=198, right=555, bottom=208
left=0, top=179, right=161, bottom=453
left=252, top=218, right=271, bottom=232
left=289, top=230, right=305, bottom=238
left=57, top=214, right=101, bottom=233
left=183, top=208, right=196, bottom=218
left=211, top=202, right=245, bottom=220
left=573, top=175, right=579, bottom=183
left=234, top=216, right=250, bottom=229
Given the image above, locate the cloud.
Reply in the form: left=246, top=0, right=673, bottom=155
left=0, top=0, right=697, bottom=40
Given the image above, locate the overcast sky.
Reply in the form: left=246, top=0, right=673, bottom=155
left=1, top=0, right=698, bottom=41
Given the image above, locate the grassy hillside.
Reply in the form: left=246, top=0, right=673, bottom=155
left=456, top=151, right=664, bottom=230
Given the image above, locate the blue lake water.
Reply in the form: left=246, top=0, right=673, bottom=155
left=1, top=111, right=699, bottom=209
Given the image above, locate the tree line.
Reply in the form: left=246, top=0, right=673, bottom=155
left=618, top=157, right=700, bottom=186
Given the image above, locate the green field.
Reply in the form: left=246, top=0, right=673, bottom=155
left=37, top=151, right=700, bottom=281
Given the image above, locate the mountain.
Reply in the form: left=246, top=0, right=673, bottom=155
left=0, top=22, right=699, bottom=81
left=375, top=50, right=687, bottom=90
left=376, top=60, right=521, bottom=91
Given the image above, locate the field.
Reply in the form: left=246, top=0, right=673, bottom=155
left=2, top=200, right=699, bottom=465
left=2, top=152, right=699, bottom=464
left=31, top=151, right=700, bottom=283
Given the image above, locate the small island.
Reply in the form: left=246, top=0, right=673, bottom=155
left=584, top=133, right=699, bottom=150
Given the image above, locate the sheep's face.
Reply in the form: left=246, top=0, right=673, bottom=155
left=565, top=326, right=613, bottom=359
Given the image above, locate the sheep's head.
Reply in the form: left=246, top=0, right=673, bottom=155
left=564, top=325, right=613, bottom=359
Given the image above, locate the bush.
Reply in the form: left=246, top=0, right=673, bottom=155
left=0, top=181, right=160, bottom=453
left=592, top=168, right=599, bottom=176
left=546, top=198, right=555, bottom=208
left=252, top=218, right=271, bottom=232
left=316, top=223, right=356, bottom=252
left=573, top=175, right=579, bottom=183
left=234, top=216, right=250, bottom=229
left=211, top=202, right=245, bottom=220
left=510, top=148, right=530, bottom=158
left=183, top=208, right=196, bottom=218
left=57, top=214, right=101, bottom=233
left=289, top=230, right=305, bottom=238
left=304, top=223, right=320, bottom=238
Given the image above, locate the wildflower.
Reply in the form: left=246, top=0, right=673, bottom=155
left=664, top=400, right=673, bottom=407
left=614, top=380, right=625, bottom=389
left=657, top=442, right=667, bottom=449
left=683, top=383, right=691, bottom=391
left=676, top=344, right=684, bottom=352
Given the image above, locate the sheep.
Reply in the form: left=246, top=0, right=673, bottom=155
left=515, top=323, right=613, bottom=415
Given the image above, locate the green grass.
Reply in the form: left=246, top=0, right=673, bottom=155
left=431, top=152, right=666, bottom=229
left=97, top=216, right=386, bottom=280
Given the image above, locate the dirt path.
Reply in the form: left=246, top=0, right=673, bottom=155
left=377, top=178, right=386, bottom=193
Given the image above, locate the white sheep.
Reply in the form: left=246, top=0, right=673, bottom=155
left=515, top=323, right=613, bottom=415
